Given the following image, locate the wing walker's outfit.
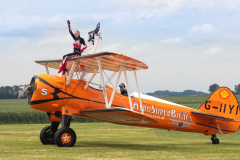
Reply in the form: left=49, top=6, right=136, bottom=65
left=62, top=25, right=87, bottom=59
left=58, top=24, right=87, bottom=74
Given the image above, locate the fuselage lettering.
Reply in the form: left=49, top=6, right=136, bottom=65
left=229, top=105, right=235, bottom=114
left=205, top=101, right=210, bottom=110
left=41, top=88, right=48, bottom=95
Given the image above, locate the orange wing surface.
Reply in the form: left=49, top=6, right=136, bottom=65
left=80, top=107, right=158, bottom=124
left=35, top=51, right=148, bottom=72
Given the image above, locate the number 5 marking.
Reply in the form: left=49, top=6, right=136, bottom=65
left=41, top=88, right=48, bottom=95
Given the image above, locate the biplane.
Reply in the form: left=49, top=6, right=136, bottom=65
left=20, top=28, right=240, bottom=147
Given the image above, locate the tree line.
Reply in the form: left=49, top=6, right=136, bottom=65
left=0, top=85, right=28, bottom=99
left=146, top=90, right=206, bottom=97
left=208, top=83, right=240, bottom=94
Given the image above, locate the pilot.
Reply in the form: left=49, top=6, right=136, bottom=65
left=119, top=83, right=128, bottom=96
left=59, top=20, right=87, bottom=74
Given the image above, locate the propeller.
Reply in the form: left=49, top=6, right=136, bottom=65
left=18, top=85, right=35, bottom=99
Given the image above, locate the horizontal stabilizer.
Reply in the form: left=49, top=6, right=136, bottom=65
left=80, top=107, right=158, bottom=124
left=191, top=111, right=238, bottom=122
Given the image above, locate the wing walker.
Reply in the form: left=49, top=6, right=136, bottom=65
left=19, top=23, right=240, bottom=147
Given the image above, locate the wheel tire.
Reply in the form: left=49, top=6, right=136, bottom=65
left=40, top=126, right=56, bottom=145
left=54, top=127, right=76, bottom=147
left=211, top=138, right=219, bottom=144
left=211, top=139, right=215, bottom=144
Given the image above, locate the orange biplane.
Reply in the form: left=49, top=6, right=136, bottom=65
left=20, top=31, right=240, bottom=147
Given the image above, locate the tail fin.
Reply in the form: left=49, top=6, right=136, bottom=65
left=197, top=87, right=240, bottom=121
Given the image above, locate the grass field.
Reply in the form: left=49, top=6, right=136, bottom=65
left=1, top=95, right=240, bottom=159
left=1, top=123, right=240, bottom=159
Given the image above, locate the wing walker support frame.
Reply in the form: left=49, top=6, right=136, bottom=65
left=44, top=32, right=144, bottom=114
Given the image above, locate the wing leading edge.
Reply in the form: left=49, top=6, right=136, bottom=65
left=35, top=52, right=148, bottom=72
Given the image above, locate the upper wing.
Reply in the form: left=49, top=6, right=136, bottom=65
left=35, top=52, right=148, bottom=73
left=80, top=107, right=158, bottom=124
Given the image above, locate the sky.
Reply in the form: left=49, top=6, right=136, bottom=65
left=1, top=0, right=240, bottom=93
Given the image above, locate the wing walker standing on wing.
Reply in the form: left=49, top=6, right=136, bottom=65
left=19, top=21, right=240, bottom=147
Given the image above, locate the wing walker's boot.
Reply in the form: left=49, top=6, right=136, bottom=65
left=58, top=57, right=68, bottom=74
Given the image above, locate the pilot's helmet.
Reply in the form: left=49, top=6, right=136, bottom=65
left=119, top=83, right=127, bottom=91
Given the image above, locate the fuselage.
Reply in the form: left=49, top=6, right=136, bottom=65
left=28, top=73, right=239, bottom=136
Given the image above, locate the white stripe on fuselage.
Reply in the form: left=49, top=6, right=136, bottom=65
left=130, top=92, right=193, bottom=109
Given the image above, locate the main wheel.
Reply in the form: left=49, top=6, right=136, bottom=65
left=54, top=127, right=76, bottom=147
left=40, top=126, right=56, bottom=145
left=211, top=138, right=219, bottom=144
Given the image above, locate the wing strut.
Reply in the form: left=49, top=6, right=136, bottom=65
left=216, top=122, right=223, bottom=135
left=134, top=70, right=143, bottom=114
left=123, top=66, right=133, bottom=111
left=97, top=57, right=109, bottom=108
left=84, top=68, right=99, bottom=90
left=108, top=66, right=123, bottom=108
left=45, top=63, right=49, bottom=75
left=66, top=61, right=77, bottom=87
left=79, top=69, right=86, bottom=80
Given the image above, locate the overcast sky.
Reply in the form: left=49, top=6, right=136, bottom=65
left=1, top=0, right=240, bottom=93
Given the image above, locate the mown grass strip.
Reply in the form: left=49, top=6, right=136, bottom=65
left=0, top=123, right=240, bottom=159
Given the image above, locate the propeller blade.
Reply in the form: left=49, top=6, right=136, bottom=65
left=18, top=83, right=36, bottom=99
left=18, top=90, right=22, bottom=99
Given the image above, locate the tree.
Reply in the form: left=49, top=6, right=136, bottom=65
left=208, top=83, right=219, bottom=93
left=0, top=85, right=28, bottom=99
left=235, top=84, right=240, bottom=94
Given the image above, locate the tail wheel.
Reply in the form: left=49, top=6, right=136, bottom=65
left=40, top=126, right=55, bottom=145
left=54, top=127, right=76, bottom=147
left=211, top=138, right=220, bottom=144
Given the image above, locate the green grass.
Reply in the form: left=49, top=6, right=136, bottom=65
left=0, top=123, right=240, bottom=159
left=1, top=96, right=240, bottom=159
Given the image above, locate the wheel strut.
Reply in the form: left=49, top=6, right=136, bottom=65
left=211, top=134, right=219, bottom=144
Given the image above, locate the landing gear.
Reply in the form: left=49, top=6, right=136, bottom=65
left=211, top=134, right=219, bottom=144
left=40, top=122, right=59, bottom=145
left=41, top=114, right=77, bottom=147
left=52, top=115, right=76, bottom=147
left=54, top=127, right=76, bottom=147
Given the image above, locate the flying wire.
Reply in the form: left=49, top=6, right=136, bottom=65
left=63, top=58, right=96, bottom=106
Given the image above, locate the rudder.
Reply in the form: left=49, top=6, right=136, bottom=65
left=197, top=87, right=240, bottom=121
